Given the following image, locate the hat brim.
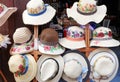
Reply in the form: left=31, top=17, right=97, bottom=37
left=14, top=54, right=37, bottom=82
left=88, top=48, right=119, bottom=82
left=90, top=39, right=120, bottom=47
left=62, top=50, right=90, bottom=82
left=67, top=2, right=107, bottom=25
left=59, top=38, right=86, bottom=50
left=22, top=5, right=56, bottom=25
left=36, top=55, right=64, bottom=82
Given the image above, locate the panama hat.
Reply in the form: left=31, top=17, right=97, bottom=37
left=22, top=0, right=56, bottom=25
left=10, top=27, right=34, bottom=55
left=66, top=0, right=107, bottom=25
left=62, top=50, right=90, bottom=82
left=39, top=28, right=65, bottom=55
left=59, top=26, right=86, bottom=50
left=36, top=55, right=64, bottom=82
left=88, top=48, right=119, bottom=82
left=0, top=3, right=17, bottom=26
left=90, top=27, right=120, bottom=47
left=8, top=54, right=37, bottom=82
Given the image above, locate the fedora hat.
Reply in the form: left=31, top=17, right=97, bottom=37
left=90, top=27, right=120, bottom=47
left=59, top=26, right=86, bottom=50
left=8, top=54, right=37, bottom=82
left=39, top=28, right=65, bottom=55
left=22, top=0, right=56, bottom=25
left=66, top=0, right=107, bottom=25
left=88, top=48, right=119, bottom=82
left=36, top=55, right=64, bottom=82
left=62, top=50, right=90, bottom=82
left=10, top=27, right=34, bottom=55
left=0, top=3, right=17, bottom=26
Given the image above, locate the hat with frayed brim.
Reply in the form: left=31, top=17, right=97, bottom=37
left=88, top=48, right=119, bottom=82
left=0, top=3, right=17, bottom=26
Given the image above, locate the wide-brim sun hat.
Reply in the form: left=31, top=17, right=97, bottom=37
left=8, top=54, right=37, bottom=82
left=22, top=0, right=56, bottom=25
left=88, top=48, right=119, bottom=82
left=36, top=55, right=64, bottom=82
left=62, top=50, right=90, bottom=82
left=66, top=1, right=107, bottom=25
left=0, top=3, right=17, bottom=26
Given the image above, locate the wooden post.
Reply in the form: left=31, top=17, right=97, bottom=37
left=0, top=70, right=7, bottom=82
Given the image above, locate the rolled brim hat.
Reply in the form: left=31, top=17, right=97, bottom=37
left=0, top=3, right=17, bottom=26
left=88, top=48, right=119, bottom=82
left=67, top=2, right=107, bottom=25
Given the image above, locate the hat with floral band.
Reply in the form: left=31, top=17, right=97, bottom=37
left=88, top=48, right=119, bottom=82
left=62, top=50, right=90, bottom=82
left=0, top=3, right=17, bottom=26
left=90, top=27, right=120, bottom=47
left=10, top=27, right=34, bottom=55
left=59, top=26, right=86, bottom=50
left=22, top=0, right=56, bottom=25
left=8, top=54, right=37, bottom=82
left=66, top=0, right=107, bottom=25
left=39, top=28, right=65, bottom=55
left=36, top=55, right=64, bottom=82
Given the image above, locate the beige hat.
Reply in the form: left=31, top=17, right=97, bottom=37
left=22, top=0, right=56, bottom=25
left=0, top=3, right=17, bottom=26
left=8, top=54, right=37, bottom=82
left=88, top=48, right=119, bottom=82
left=36, top=55, right=64, bottom=82
left=10, top=27, right=34, bottom=55
left=62, top=50, right=90, bottom=82
left=90, top=27, right=120, bottom=47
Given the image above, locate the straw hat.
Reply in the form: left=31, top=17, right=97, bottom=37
left=88, top=48, right=119, bottom=82
left=59, top=26, right=86, bottom=50
left=39, top=28, right=65, bottom=55
left=22, top=0, right=56, bottom=25
left=10, top=27, right=34, bottom=55
left=0, top=3, right=17, bottom=26
left=90, top=27, right=120, bottom=47
left=62, top=50, right=90, bottom=82
left=8, top=54, right=37, bottom=82
left=66, top=0, right=107, bottom=25
left=36, top=55, right=64, bottom=82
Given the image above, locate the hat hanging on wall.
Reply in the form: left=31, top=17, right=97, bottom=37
left=36, top=55, right=64, bottom=82
left=10, top=27, right=34, bottom=55
left=59, top=26, right=86, bottom=50
left=39, top=28, right=65, bottom=55
left=62, top=50, right=90, bottom=82
left=8, top=54, right=37, bottom=82
left=88, top=48, right=119, bottom=82
left=66, top=0, right=107, bottom=25
left=0, top=3, right=17, bottom=26
left=22, top=0, right=56, bottom=25
left=90, top=27, right=120, bottom=47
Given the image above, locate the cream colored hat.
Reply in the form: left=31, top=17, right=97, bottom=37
left=59, top=26, right=86, bottom=50
left=88, top=48, right=119, bottom=82
left=62, top=50, right=90, bottom=82
left=66, top=0, right=107, bottom=25
left=22, top=0, right=56, bottom=25
left=36, top=55, right=64, bottom=82
left=90, top=27, right=120, bottom=47
left=8, top=54, right=37, bottom=82
left=0, top=3, right=17, bottom=26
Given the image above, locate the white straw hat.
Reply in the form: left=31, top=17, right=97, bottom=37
left=59, top=26, right=86, bottom=50
left=62, top=50, right=90, bottom=82
left=22, top=0, right=56, bottom=25
left=88, top=48, right=119, bottom=82
left=8, top=54, right=37, bottom=82
left=90, top=27, right=120, bottom=47
left=36, top=55, right=64, bottom=82
left=66, top=0, right=107, bottom=25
